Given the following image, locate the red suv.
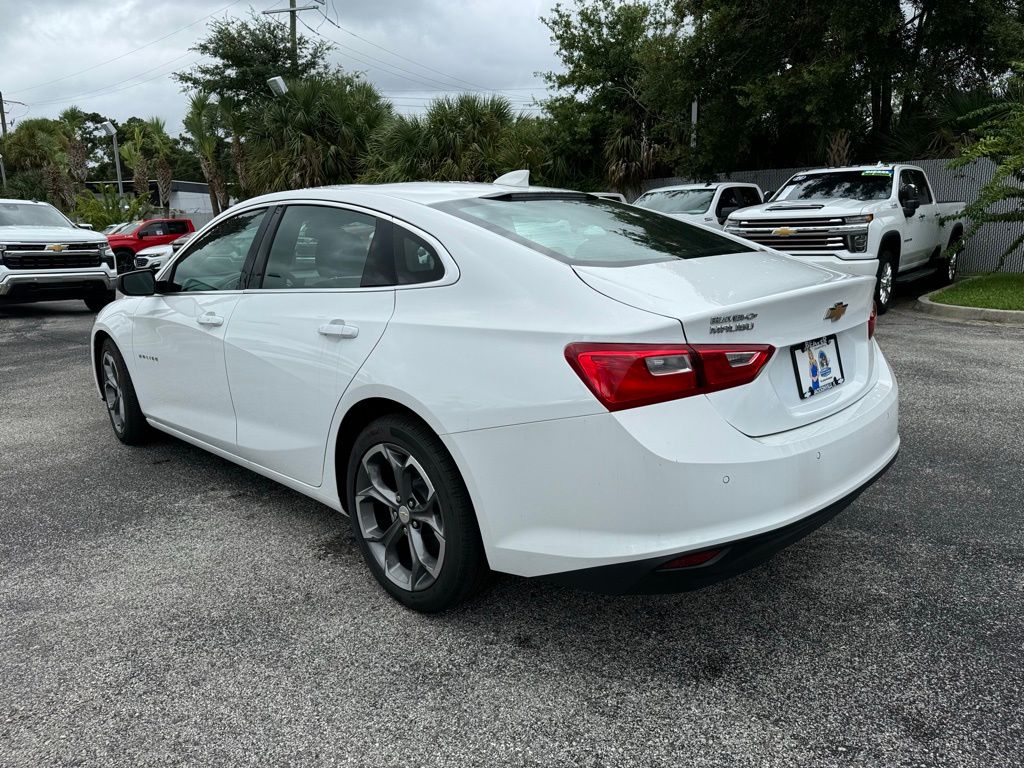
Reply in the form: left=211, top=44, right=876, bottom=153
left=107, top=218, right=195, bottom=273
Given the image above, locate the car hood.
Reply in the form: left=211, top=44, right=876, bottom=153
left=137, top=243, right=173, bottom=257
left=732, top=199, right=882, bottom=220
left=0, top=225, right=108, bottom=244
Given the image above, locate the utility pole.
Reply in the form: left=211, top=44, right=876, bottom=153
left=263, top=0, right=323, bottom=69
left=0, top=91, right=8, bottom=138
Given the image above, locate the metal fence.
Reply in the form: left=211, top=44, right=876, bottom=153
left=644, top=158, right=1023, bottom=273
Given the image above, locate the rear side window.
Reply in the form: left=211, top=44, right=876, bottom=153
left=167, top=220, right=190, bottom=235
left=395, top=227, right=444, bottom=284
left=435, top=196, right=743, bottom=267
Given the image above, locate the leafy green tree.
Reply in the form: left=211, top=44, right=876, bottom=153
left=247, top=74, right=392, bottom=193
left=950, top=66, right=1024, bottom=270
left=147, top=118, right=175, bottom=215
left=360, top=94, right=542, bottom=183
left=74, top=184, right=152, bottom=229
left=174, top=12, right=332, bottom=116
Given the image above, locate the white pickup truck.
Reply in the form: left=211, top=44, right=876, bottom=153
left=0, top=198, right=117, bottom=311
left=634, top=182, right=764, bottom=229
left=724, top=164, right=964, bottom=312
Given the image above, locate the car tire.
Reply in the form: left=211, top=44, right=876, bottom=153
left=933, top=241, right=960, bottom=288
left=875, top=251, right=896, bottom=315
left=114, top=248, right=135, bottom=274
left=84, top=290, right=116, bottom=313
left=346, top=414, right=487, bottom=613
left=99, top=339, right=151, bottom=445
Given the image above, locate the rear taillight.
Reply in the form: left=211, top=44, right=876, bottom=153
left=868, top=301, right=877, bottom=339
left=657, top=548, right=725, bottom=570
left=565, top=342, right=774, bottom=411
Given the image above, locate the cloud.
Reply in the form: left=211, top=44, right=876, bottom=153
left=0, top=0, right=560, bottom=135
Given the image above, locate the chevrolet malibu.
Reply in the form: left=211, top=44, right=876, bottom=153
left=91, top=175, right=899, bottom=612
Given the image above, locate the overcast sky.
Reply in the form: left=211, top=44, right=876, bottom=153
left=0, top=0, right=561, bottom=135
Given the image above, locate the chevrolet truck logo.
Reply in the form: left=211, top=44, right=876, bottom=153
left=45, top=243, right=67, bottom=252
left=772, top=227, right=796, bottom=236
left=824, top=302, right=848, bottom=322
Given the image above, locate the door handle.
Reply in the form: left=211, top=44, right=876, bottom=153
left=197, top=313, right=224, bottom=327
left=318, top=320, right=359, bottom=338
left=917, top=214, right=926, bottom=220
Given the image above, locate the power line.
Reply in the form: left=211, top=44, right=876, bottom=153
left=29, top=58, right=200, bottom=109
left=30, top=51, right=196, bottom=107
left=8, top=0, right=244, bottom=95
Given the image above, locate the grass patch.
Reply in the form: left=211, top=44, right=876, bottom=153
left=930, top=273, right=1024, bottom=311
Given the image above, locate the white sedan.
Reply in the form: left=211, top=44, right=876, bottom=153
left=92, top=174, right=899, bottom=612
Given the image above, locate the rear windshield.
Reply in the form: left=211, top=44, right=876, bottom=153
left=634, top=188, right=715, bottom=214
left=774, top=170, right=894, bottom=202
left=435, top=196, right=744, bottom=267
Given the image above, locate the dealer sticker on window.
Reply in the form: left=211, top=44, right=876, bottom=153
left=791, top=335, right=845, bottom=399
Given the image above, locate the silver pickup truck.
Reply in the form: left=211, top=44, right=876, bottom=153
left=724, top=164, right=964, bottom=313
left=0, top=198, right=117, bottom=312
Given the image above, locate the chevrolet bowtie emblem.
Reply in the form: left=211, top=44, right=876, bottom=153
left=46, top=243, right=67, bottom=252
left=824, top=302, right=848, bottom=322
left=772, top=227, right=796, bottom=236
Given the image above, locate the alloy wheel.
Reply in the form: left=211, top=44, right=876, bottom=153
left=878, top=261, right=893, bottom=306
left=354, top=443, right=446, bottom=592
left=948, top=251, right=958, bottom=282
left=101, top=351, right=126, bottom=434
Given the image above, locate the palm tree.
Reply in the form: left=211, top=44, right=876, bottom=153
left=183, top=92, right=227, bottom=215
left=120, top=124, right=151, bottom=203
left=216, top=96, right=251, bottom=200
left=147, top=117, right=174, bottom=216
left=58, top=107, right=89, bottom=190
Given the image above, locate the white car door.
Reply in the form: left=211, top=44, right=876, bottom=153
left=224, top=203, right=408, bottom=487
left=897, top=169, right=935, bottom=268
left=130, top=207, right=269, bottom=451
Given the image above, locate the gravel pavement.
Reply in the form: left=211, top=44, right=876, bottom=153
left=1, top=295, right=1022, bottom=767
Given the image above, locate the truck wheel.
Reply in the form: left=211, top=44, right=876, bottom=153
left=84, top=290, right=115, bottom=313
left=875, top=252, right=896, bottom=314
left=934, top=242, right=960, bottom=287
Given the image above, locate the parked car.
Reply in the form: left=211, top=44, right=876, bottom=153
left=134, top=232, right=195, bottom=271
left=107, top=217, right=194, bottom=273
left=93, top=175, right=899, bottom=612
left=102, top=222, right=128, bottom=235
left=634, top=183, right=764, bottom=229
left=0, top=198, right=117, bottom=311
left=724, top=164, right=965, bottom=313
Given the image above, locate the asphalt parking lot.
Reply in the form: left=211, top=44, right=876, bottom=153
left=2, top=293, right=1022, bottom=767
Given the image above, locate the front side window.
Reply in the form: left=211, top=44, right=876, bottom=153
left=634, top=189, right=716, bottom=215
left=774, top=170, right=895, bottom=202
left=170, top=208, right=266, bottom=292
left=737, top=187, right=762, bottom=207
left=262, top=205, right=383, bottom=289
left=140, top=221, right=167, bottom=237
left=436, top=196, right=744, bottom=267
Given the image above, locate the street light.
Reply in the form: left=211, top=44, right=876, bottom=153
left=267, top=76, right=288, bottom=97
left=101, top=120, right=124, bottom=197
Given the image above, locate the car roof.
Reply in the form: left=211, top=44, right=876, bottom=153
left=245, top=181, right=582, bottom=209
left=640, top=182, right=757, bottom=194
left=0, top=198, right=55, bottom=206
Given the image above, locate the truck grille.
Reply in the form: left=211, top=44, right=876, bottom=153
left=2, top=244, right=103, bottom=270
left=726, top=217, right=851, bottom=251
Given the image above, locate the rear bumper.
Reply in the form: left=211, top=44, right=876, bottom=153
left=544, top=451, right=897, bottom=594
left=444, top=345, right=899, bottom=580
left=0, top=269, right=115, bottom=302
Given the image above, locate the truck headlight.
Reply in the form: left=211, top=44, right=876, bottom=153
left=848, top=233, right=869, bottom=252
left=100, top=244, right=116, bottom=269
left=843, top=214, right=874, bottom=224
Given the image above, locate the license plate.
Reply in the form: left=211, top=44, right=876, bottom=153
left=790, top=335, right=845, bottom=399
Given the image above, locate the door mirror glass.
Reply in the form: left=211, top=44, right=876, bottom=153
left=118, top=269, right=156, bottom=296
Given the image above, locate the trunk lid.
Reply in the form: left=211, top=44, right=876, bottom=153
left=574, top=250, right=878, bottom=436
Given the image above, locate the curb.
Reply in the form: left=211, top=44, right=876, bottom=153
left=917, top=279, right=1024, bottom=325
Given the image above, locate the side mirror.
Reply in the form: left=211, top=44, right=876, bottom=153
left=136, top=231, right=147, bottom=240
left=761, top=190, right=773, bottom=202
left=899, top=184, right=920, bottom=215
left=117, top=269, right=156, bottom=296
left=718, top=205, right=739, bottom=224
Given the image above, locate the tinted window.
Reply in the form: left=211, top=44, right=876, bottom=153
left=171, top=209, right=265, bottom=292
left=395, top=228, right=444, bottom=284
left=775, top=170, right=894, bottom=202
left=261, top=205, right=382, bottom=289
left=716, top=188, right=742, bottom=216
left=634, top=189, right=715, bottom=214
left=167, top=220, right=190, bottom=235
left=436, top=196, right=743, bottom=267
left=737, top=187, right=762, bottom=207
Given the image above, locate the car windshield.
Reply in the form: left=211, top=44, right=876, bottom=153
left=0, top=202, right=72, bottom=228
left=435, top=195, right=744, bottom=267
left=773, top=170, right=894, bottom=202
left=118, top=220, right=144, bottom=234
left=633, top=189, right=716, bottom=215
